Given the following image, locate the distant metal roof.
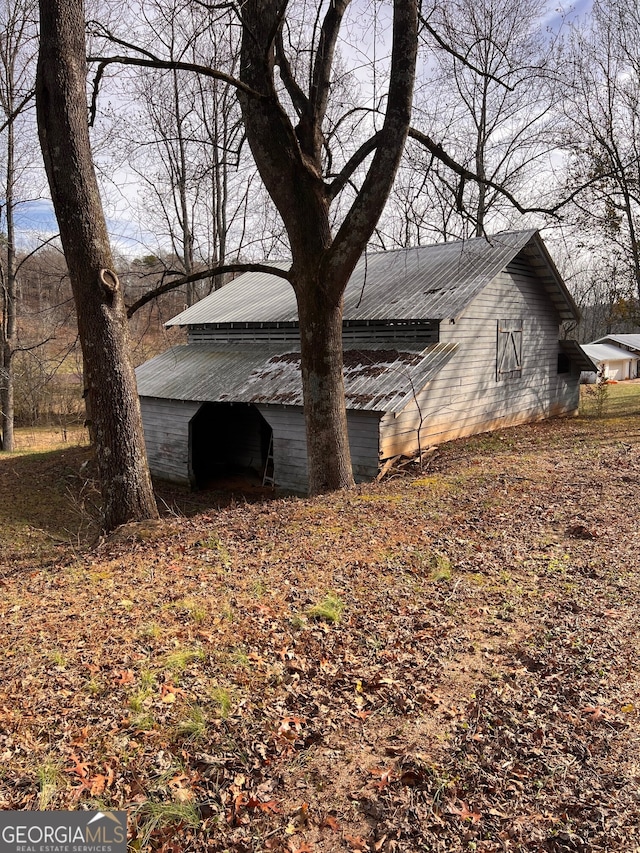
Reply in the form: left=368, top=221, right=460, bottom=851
left=166, top=230, right=579, bottom=327
left=136, top=341, right=458, bottom=414
left=581, top=342, right=640, bottom=363
left=593, top=334, right=640, bottom=352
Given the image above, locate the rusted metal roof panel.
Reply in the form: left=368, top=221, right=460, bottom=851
left=136, top=341, right=458, bottom=413
left=166, top=230, right=565, bottom=327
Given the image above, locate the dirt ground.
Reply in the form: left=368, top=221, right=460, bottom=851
left=1, top=386, right=640, bottom=852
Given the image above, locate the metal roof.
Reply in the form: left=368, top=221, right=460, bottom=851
left=558, top=339, right=598, bottom=372
left=166, top=230, right=579, bottom=327
left=581, top=342, right=640, bottom=363
left=136, top=341, right=458, bottom=414
left=593, top=334, right=640, bottom=353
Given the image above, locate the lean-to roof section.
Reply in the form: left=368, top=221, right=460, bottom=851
left=135, top=342, right=458, bottom=413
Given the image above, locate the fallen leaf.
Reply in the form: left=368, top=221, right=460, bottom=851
left=288, top=843, right=313, bottom=853
left=111, top=669, right=135, bottom=685
left=344, top=834, right=370, bottom=851
left=89, top=774, right=106, bottom=796
left=447, top=801, right=481, bottom=823
left=66, top=754, right=90, bottom=779
left=368, top=766, right=395, bottom=791
left=582, top=705, right=608, bottom=720
left=321, top=815, right=340, bottom=832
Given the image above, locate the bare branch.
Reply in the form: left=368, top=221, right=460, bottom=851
left=86, top=55, right=265, bottom=123
left=126, top=262, right=291, bottom=318
left=15, top=234, right=61, bottom=275
left=327, top=131, right=382, bottom=200
left=419, top=14, right=514, bottom=90
left=275, top=28, right=308, bottom=118
left=0, top=87, right=35, bottom=133
left=310, top=0, right=348, bottom=132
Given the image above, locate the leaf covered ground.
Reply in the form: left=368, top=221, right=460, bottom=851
left=1, top=387, right=640, bottom=852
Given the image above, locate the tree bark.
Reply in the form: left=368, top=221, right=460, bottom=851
left=1, top=112, right=16, bottom=451
left=36, top=0, right=158, bottom=530
left=295, top=275, right=353, bottom=494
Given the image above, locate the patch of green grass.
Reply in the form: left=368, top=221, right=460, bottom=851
left=307, top=592, right=345, bottom=624
left=171, top=598, right=208, bottom=624
left=430, top=553, right=453, bottom=582
left=137, top=622, right=161, bottom=641
left=197, top=534, right=232, bottom=567
left=175, top=704, right=209, bottom=740
left=229, top=647, right=250, bottom=668
left=37, top=760, right=64, bottom=810
left=130, top=711, right=156, bottom=732
left=580, top=380, right=640, bottom=420
left=163, top=647, right=206, bottom=675
left=354, top=493, right=405, bottom=503
left=47, top=650, right=67, bottom=669
left=85, top=678, right=102, bottom=696
left=209, top=686, right=233, bottom=718
left=251, top=579, right=267, bottom=598
left=545, top=554, right=570, bottom=574
left=131, top=800, right=200, bottom=851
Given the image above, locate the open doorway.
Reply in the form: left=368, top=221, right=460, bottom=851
left=189, top=402, right=272, bottom=489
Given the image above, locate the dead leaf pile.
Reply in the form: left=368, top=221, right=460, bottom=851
left=1, top=393, right=640, bottom=851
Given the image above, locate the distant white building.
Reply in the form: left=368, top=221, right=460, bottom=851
left=581, top=336, right=640, bottom=383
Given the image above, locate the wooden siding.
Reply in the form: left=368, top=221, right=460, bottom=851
left=380, top=261, right=579, bottom=458
left=258, top=405, right=380, bottom=493
left=140, top=397, right=201, bottom=484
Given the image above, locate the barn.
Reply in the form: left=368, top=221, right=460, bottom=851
left=135, top=229, right=593, bottom=492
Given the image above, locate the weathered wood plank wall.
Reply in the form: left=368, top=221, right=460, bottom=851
left=257, top=405, right=380, bottom=493
left=139, top=397, right=201, bottom=483
left=380, top=262, right=578, bottom=458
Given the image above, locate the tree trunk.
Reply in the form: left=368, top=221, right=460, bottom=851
left=1, top=52, right=17, bottom=452
left=1, top=347, right=14, bottom=452
left=36, top=0, right=158, bottom=530
left=295, top=276, right=354, bottom=494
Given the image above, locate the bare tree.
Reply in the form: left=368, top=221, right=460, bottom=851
left=88, top=0, right=418, bottom=495
left=101, top=0, right=249, bottom=304
left=563, top=0, right=640, bottom=304
left=236, top=0, right=417, bottom=493
left=36, top=0, right=158, bottom=529
left=390, top=0, right=562, bottom=243
left=0, top=0, right=38, bottom=450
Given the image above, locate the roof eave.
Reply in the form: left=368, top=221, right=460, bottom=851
left=521, top=233, right=580, bottom=323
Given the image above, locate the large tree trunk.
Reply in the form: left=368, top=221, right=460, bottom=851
left=295, top=276, right=353, bottom=494
left=36, top=0, right=158, bottom=530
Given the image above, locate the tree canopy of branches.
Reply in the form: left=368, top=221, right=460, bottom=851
left=564, top=0, right=640, bottom=308
left=380, top=0, right=562, bottom=246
